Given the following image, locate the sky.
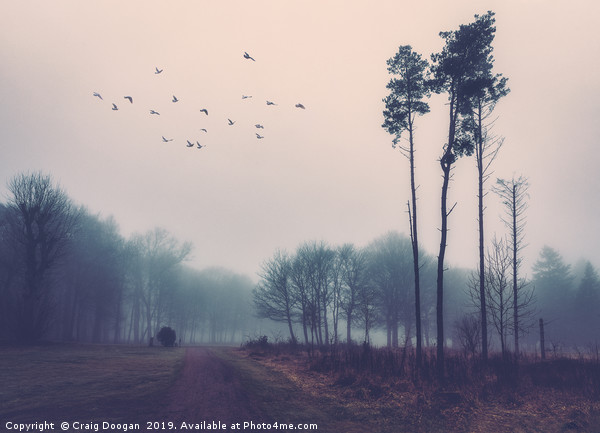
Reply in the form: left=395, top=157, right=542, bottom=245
left=1, top=1, right=599, bottom=281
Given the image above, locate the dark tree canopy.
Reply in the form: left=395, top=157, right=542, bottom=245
left=430, top=10, right=503, bottom=379
left=382, top=45, right=431, bottom=147
left=157, top=326, right=177, bottom=347
left=430, top=10, right=501, bottom=161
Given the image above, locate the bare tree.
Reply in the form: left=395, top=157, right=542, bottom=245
left=253, top=249, right=297, bottom=343
left=128, top=228, right=191, bottom=343
left=484, top=236, right=513, bottom=359
left=494, top=175, right=530, bottom=358
left=366, top=232, right=414, bottom=348
left=470, top=78, right=509, bottom=362
left=454, top=314, right=481, bottom=357
left=357, top=274, right=377, bottom=345
left=287, top=241, right=335, bottom=346
left=4, top=172, right=80, bottom=342
left=338, top=244, right=369, bottom=344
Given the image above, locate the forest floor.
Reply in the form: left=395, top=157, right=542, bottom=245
left=2, top=344, right=600, bottom=432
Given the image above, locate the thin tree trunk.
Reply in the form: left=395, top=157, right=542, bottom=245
left=407, top=114, right=422, bottom=370
left=346, top=309, right=353, bottom=344
left=437, top=90, right=458, bottom=382
left=512, top=184, right=520, bottom=358
left=539, top=318, right=545, bottom=360
left=476, top=100, right=489, bottom=362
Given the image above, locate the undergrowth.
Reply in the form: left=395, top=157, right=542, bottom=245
left=241, top=338, right=600, bottom=400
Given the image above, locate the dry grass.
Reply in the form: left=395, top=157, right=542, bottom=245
left=0, top=343, right=184, bottom=423
left=4, top=342, right=600, bottom=433
left=236, top=345, right=600, bottom=433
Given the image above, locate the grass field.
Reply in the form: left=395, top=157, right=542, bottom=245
left=0, top=343, right=184, bottom=424
left=3, top=343, right=600, bottom=433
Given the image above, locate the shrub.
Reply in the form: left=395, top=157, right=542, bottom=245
left=156, top=326, right=176, bottom=347
left=242, top=335, right=271, bottom=351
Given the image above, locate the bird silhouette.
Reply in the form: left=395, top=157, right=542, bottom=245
left=150, top=110, right=160, bottom=115
left=255, top=124, right=264, bottom=129
left=256, top=133, right=264, bottom=139
left=199, top=109, right=208, bottom=115
left=124, top=96, right=133, bottom=103
left=186, top=140, right=194, bottom=148
left=228, top=119, right=235, bottom=125
left=155, top=67, right=163, bottom=74
left=243, top=51, right=255, bottom=61
left=196, top=141, right=205, bottom=149
left=162, top=136, right=173, bottom=142
left=242, top=95, right=253, bottom=99
left=112, top=103, right=118, bottom=111
left=93, top=92, right=103, bottom=100
left=266, top=100, right=277, bottom=106
left=172, top=95, right=179, bottom=103
left=295, top=103, right=306, bottom=109
left=200, top=128, right=208, bottom=133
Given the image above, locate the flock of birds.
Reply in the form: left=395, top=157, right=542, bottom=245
left=92, top=52, right=306, bottom=150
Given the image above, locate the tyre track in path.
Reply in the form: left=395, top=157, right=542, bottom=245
left=159, top=347, right=268, bottom=426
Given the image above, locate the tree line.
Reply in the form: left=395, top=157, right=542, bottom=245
left=253, top=233, right=469, bottom=348
left=0, top=172, right=256, bottom=344
left=253, top=235, right=600, bottom=357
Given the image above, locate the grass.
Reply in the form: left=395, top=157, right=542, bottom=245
left=0, top=343, right=184, bottom=424
left=4, top=342, right=600, bottom=432
left=236, top=341, right=600, bottom=433
left=213, top=347, right=382, bottom=433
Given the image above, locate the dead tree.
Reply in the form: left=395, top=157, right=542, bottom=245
left=471, top=87, right=508, bottom=362
left=494, top=175, right=531, bottom=359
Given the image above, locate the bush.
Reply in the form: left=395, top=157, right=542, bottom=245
left=156, top=326, right=176, bottom=347
left=242, top=335, right=271, bottom=351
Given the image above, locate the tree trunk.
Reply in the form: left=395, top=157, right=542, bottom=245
left=476, top=103, right=488, bottom=362
left=539, top=318, right=545, bottom=360
left=512, top=184, right=520, bottom=359
left=437, top=159, right=451, bottom=381
left=346, top=309, right=353, bottom=344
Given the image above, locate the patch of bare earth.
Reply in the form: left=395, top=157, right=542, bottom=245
left=158, top=347, right=267, bottom=425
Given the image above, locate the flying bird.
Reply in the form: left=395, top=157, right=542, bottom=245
left=93, top=92, right=103, bottom=100
left=150, top=110, right=160, bottom=115
left=295, top=103, right=306, bottom=109
left=227, top=119, right=235, bottom=125
left=172, top=95, right=179, bottom=103
left=256, top=133, right=264, bottom=139
left=266, top=100, right=277, bottom=106
left=196, top=141, right=205, bottom=149
left=162, top=136, right=173, bottom=142
left=186, top=140, right=194, bottom=148
left=155, top=67, right=163, bottom=74
left=199, top=109, right=208, bottom=115
left=243, top=51, right=255, bottom=61
left=242, top=95, right=252, bottom=99
left=111, top=103, right=118, bottom=111
left=124, top=96, right=133, bottom=103
left=255, top=124, right=264, bottom=129
left=200, top=128, right=207, bottom=133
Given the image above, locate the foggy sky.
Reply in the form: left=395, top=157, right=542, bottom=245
left=1, top=1, right=599, bottom=280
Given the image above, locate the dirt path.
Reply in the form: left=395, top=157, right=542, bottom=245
left=159, top=347, right=268, bottom=425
